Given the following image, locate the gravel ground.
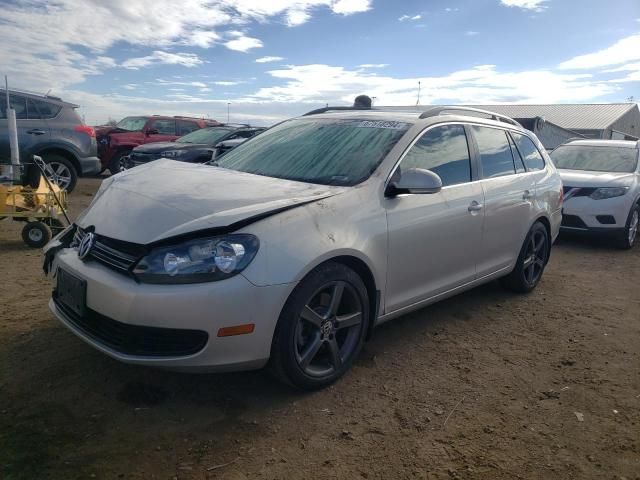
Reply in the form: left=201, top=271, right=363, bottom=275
left=1, top=177, right=638, bottom=480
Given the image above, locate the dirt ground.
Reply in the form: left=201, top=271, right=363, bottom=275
left=1, top=177, right=638, bottom=480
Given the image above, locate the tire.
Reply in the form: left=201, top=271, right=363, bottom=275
left=616, top=204, right=639, bottom=250
left=270, top=262, right=370, bottom=390
left=109, top=151, right=130, bottom=175
left=42, top=154, right=77, bottom=192
left=22, top=221, right=51, bottom=248
left=500, top=222, right=550, bottom=293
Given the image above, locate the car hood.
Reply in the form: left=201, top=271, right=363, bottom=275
left=77, top=159, right=344, bottom=244
left=134, top=142, right=209, bottom=153
left=558, top=169, right=635, bottom=188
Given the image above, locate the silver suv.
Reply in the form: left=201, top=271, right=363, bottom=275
left=44, top=106, right=562, bottom=389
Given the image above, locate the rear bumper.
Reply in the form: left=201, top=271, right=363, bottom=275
left=77, top=155, right=102, bottom=176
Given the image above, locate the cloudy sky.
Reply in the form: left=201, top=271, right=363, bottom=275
left=1, top=0, right=639, bottom=125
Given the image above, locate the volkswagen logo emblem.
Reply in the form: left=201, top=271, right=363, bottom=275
left=78, top=232, right=95, bottom=260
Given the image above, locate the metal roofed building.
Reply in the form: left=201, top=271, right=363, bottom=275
left=469, top=104, right=640, bottom=142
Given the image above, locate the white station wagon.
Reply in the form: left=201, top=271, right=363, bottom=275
left=45, top=106, right=563, bottom=389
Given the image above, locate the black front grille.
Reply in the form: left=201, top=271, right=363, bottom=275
left=73, top=227, right=146, bottom=274
left=54, top=297, right=208, bottom=357
left=596, top=215, right=616, bottom=225
left=561, top=214, right=588, bottom=229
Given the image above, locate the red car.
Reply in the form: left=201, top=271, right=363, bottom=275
left=96, top=115, right=220, bottom=174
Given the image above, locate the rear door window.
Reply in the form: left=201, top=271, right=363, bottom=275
left=151, top=119, right=176, bottom=135
left=28, top=99, right=61, bottom=119
left=512, top=133, right=545, bottom=171
left=400, top=124, right=472, bottom=187
left=471, top=126, right=516, bottom=178
left=177, top=120, right=199, bottom=135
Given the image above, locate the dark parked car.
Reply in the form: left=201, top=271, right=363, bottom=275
left=0, top=89, right=100, bottom=192
left=96, top=115, right=220, bottom=174
left=126, top=125, right=265, bottom=168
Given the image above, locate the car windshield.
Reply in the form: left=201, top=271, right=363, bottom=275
left=176, top=127, right=234, bottom=144
left=116, top=116, right=148, bottom=131
left=213, top=118, right=411, bottom=186
left=551, top=145, right=639, bottom=173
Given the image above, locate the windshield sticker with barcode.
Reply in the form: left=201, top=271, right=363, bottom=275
left=356, top=120, right=408, bottom=130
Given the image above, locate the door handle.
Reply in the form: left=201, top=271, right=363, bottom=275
left=27, top=129, right=46, bottom=135
left=468, top=201, right=483, bottom=212
left=523, top=190, right=534, bottom=201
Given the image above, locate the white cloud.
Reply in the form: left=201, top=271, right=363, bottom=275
left=256, top=56, right=285, bottom=63
left=399, top=14, right=421, bottom=22
left=155, top=80, right=208, bottom=88
left=122, top=51, right=204, bottom=69
left=465, top=31, right=479, bottom=36
left=559, top=34, right=640, bottom=70
left=500, top=0, right=547, bottom=11
left=122, top=84, right=137, bottom=90
left=243, top=63, right=614, bottom=105
left=63, top=61, right=619, bottom=126
left=0, top=0, right=371, bottom=90
left=331, top=0, right=371, bottom=15
left=359, top=64, right=389, bottom=68
left=225, top=35, right=263, bottom=52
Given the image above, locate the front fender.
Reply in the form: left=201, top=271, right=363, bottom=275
left=239, top=189, right=388, bottom=297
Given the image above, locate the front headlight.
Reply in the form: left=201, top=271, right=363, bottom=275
left=590, top=187, right=629, bottom=200
left=133, top=234, right=259, bottom=284
left=160, top=150, right=187, bottom=158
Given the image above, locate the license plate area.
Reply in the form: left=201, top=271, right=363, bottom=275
left=56, top=269, right=87, bottom=317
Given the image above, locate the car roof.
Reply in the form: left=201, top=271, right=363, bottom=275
left=1, top=88, right=78, bottom=108
left=560, top=139, right=639, bottom=149
left=298, top=106, right=530, bottom=134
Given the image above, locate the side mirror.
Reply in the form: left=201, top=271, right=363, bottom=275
left=386, top=168, right=443, bottom=197
left=146, top=128, right=159, bottom=136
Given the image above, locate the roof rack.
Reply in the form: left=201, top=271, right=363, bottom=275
left=419, top=106, right=521, bottom=126
left=303, top=106, right=371, bottom=116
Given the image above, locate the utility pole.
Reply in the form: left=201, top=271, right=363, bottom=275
left=416, top=81, right=421, bottom=106
left=227, top=102, right=231, bottom=123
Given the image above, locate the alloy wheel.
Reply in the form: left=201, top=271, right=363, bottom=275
left=522, top=229, right=548, bottom=286
left=45, top=162, right=72, bottom=190
left=294, top=280, right=364, bottom=377
left=628, top=210, right=638, bottom=246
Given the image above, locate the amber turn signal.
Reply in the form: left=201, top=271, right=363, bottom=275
left=217, top=324, right=255, bottom=337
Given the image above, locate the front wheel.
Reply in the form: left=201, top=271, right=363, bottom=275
left=270, top=262, right=369, bottom=390
left=500, top=222, right=550, bottom=293
left=616, top=204, right=639, bottom=250
left=109, top=151, right=130, bottom=175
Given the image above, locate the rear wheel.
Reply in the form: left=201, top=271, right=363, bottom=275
left=22, top=221, right=51, bottom=248
left=616, top=204, right=639, bottom=250
left=42, top=154, right=77, bottom=192
left=270, top=262, right=369, bottom=390
left=500, top=222, right=550, bottom=293
left=109, top=151, right=130, bottom=175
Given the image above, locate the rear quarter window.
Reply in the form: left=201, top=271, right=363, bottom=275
left=513, top=133, right=545, bottom=171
